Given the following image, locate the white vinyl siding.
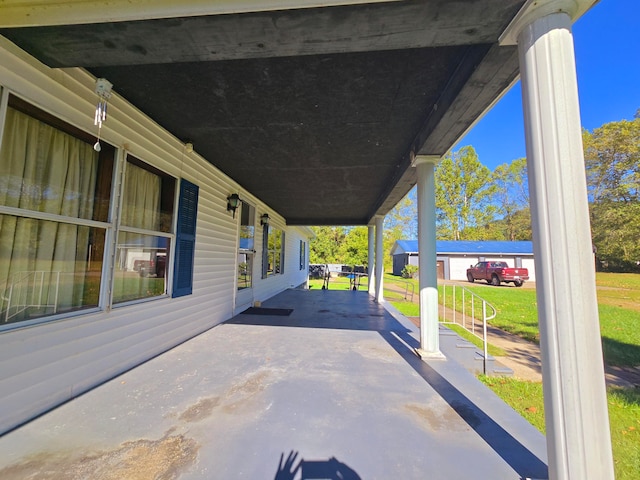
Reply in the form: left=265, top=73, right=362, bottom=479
left=0, top=43, right=312, bottom=434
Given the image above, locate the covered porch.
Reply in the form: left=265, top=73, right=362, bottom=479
left=0, top=288, right=547, bottom=479
left=0, top=0, right=614, bottom=477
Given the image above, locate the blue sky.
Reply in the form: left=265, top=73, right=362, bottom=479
left=454, top=0, right=640, bottom=171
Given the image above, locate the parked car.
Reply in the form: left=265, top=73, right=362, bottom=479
left=133, top=259, right=148, bottom=272
left=138, top=253, right=166, bottom=278
left=466, top=261, right=529, bottom=287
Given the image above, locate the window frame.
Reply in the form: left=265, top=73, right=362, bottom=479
left=0, top=90, right=194, bottom=330
left=262, top=223, right=285, bottom=278
left=237, top=200, right=256, bottom=291
left=110, top=154, right=177, bottom=305
left=299, top=240, right=306, bottom=270
left=0, top=91, right=116, bottom=329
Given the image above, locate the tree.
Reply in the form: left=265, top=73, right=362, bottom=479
left=492, top=158, right=531, bottom=240
left=309, top=226, right=345, bottom=264
left=382, top=189, right=418, bottom=270
left=583, top=119, right=640, bottom=203
left=590, top=201, right=640, bottom=270
left=435, top=146, right=497, bottom=240
left=385, top=189, right=417, bottom=239
left=339, top=227, right=369, bottom=266
left=583, top=117, right=640, bottom=270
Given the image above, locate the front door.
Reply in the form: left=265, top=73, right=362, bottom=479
left=235, top=201, right=255, bottom=313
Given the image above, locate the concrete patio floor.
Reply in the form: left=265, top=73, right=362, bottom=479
left=0, top=289, right=548, bottom=479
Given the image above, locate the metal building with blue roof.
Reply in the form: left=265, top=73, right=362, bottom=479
left=391, top=240, right=535, bottom=281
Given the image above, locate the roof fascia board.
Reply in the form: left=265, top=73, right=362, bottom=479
left=0, top=0, right=399, bottom=28
left=499, top=0, right=599, bottom=45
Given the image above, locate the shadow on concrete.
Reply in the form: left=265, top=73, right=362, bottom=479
left=379, top=329, right=548, bottom=480
left=274, top=450, right=361, bottom=480
left=229, top=290, right=548, bottom=480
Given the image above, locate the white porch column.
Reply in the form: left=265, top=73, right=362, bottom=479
left=374, top=216, right=384, bottom=303
left=503, top=3, right=614, bottom=479
left=414, top=155, right=443, bottom=358
left=368, top=225, right=375, bottom=295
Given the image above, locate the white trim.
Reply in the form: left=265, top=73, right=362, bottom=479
left=0, top=0, right=399, bottom=27
left=0, top=205, right=111, bottom=230
left=499, top=0, right=598, bottom=46
left=0, top=86, right=8, bottom=147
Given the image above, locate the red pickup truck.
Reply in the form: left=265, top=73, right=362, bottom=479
left=466, top=261, right=529, bottom=287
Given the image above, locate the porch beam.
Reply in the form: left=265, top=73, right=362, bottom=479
left=414, top=155, right=443, bottom=359
left=509, top=5, right=614, bottom=479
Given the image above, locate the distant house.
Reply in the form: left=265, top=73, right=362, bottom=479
left=391, top=240, right=536, bottom=281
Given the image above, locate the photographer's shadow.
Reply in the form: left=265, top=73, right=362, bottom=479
left=275, top=450, right=361, bottom=480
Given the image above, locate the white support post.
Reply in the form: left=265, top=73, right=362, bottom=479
left=414, top=155, right=443, bottom=359
left=504, top=5, right=614, bottom=479
left=368, top=225, right=375, bottom=295
left=374, top=216, right=384, bottom=303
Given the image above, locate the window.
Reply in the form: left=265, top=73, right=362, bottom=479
left=113, top=156, right=175, bottom=304
left=237, top=201, right=255, bottom=290
left=299, top=240, right=306, bottom=270
left=0, top=96, right=114, bottom=325
left=0, top=93, right=198, bottom=328
left=262, top=224, right=284, bottom=278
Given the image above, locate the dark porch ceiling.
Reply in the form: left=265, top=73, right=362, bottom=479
left=0, top=0, right=525, bottom=225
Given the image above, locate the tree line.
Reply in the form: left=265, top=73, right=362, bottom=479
left=310, top=112, right=640, bottom=272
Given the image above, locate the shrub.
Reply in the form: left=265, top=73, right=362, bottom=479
left=402, top=264, right=419, bottom=278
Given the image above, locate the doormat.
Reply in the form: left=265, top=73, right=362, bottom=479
left=242, top=307, right=293, bottom=316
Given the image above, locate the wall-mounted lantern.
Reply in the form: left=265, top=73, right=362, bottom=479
left=227, top=193, right=240, bottom=218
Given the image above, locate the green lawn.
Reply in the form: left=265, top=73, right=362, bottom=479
left=444, top=323, right=506, bottom=357
left=470, top=274, right=640, bottom=479
left=347, top=272, right=640, bottom=367
left=382, top=276, right=507, bottom=356
left=308, top=276, right=368, bottom=291
left=388, top=296, right=420, bottom=317
left=596, top=273, right=640, bottom=313
left=461, top=286, right=541, bottom=342
left=369, top=272, right=640, bottom=477
left=480, top=376, right=640, bottom=480
left=461, top=280, right=640, bottom=367
left=313, top=271, right=639, bottom=476
left=479, top=376, right=546, bottom=431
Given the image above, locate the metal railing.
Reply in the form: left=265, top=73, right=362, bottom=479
left=391, top=278, right=415, bottom=302
left=1, top=271, right=61, bottom=323
left=439, top=283, right=497, bottom=373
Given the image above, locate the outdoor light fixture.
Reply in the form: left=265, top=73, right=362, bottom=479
left=227, top=193, right=240, bottom=218
left=260, top=213, right=270, bottom=226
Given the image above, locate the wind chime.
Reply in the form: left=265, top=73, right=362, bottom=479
left=93, top=78, right=113, bottom=152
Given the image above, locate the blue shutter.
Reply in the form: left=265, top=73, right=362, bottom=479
left=173, top=179, right=199, bottom=297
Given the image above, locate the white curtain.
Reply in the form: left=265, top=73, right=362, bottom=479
left=121, top=162, right=160, bottom=230
left=0, top=107, right=98, bottom=317
left=112, top=160, right=163, bottom=303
